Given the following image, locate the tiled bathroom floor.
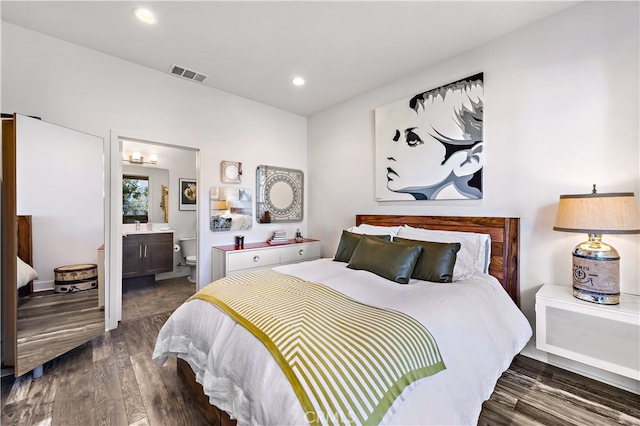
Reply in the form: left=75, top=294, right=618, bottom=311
left=121, top=276, right=196, bottom=322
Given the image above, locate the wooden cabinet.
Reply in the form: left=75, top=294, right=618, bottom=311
left=211, top=239, right=321, bottom=281
left=536, top=283, right=640, bottom=380
left=122, top=232, right=173, bottom=279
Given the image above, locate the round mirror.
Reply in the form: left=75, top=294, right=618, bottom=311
left=224, top=164, right=238, bottom=181
left=266, top=178, right=295, bottom=213
left=221, top=161, right=242, bottom=183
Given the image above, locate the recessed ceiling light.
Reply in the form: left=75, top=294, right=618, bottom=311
left=292, top=77, right=305, bottom=86
left=133, top=8, right=156, bottom=25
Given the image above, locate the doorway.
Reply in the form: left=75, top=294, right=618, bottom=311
left=108, top=133, right=199, bottom=329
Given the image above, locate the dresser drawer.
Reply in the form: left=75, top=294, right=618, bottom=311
left=227, top=248, right=280, bottom=272
left=212, top=239, right=321, bottom=281
left=280, top=243, right=321, bottom=264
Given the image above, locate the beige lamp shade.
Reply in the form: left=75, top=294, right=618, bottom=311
left=553, top=192, right=640, bottom=234
left=212, top=200, right=227, bottom=210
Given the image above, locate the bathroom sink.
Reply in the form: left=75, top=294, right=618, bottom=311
left=122, top=228, right=172, bottom=236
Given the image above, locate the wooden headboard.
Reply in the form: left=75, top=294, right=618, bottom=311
left=356, top=215, right=520, bottom=307
left=17, top=215, right=34, bottom=296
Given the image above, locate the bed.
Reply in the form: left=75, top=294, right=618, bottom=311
left=153, top=215, right=532, bottom=425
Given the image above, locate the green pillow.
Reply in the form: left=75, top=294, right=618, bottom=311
left=394, top=237, right=461, bottom=283
left=347, top=235, right=422, bottom=284
left=333, top=231, right=391, bottom=263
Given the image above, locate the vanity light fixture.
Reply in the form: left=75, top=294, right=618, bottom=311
left=292, top=77, right=305, bottom=86
left=124, top=151, right=158, bottom=165
left=133, top=8, right=157, bottom=25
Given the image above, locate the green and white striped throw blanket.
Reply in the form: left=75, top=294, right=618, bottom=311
left=191, top=268, right=446, bottom=425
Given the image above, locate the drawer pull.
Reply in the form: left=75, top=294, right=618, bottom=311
left=253, top=255, right=260, bottom=262
left=299, top=249, right=304, bottom=256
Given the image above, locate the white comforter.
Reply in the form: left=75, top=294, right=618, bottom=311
left=153, top=259, right=532, bottom=425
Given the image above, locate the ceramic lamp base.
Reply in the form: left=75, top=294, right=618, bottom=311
left=572, top=234, right=620, bottom=305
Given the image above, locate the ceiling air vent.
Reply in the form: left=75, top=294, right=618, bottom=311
left=168, top=64, right=208, bottom=83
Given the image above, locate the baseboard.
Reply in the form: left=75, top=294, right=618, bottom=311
left=520, top=340, right=640, bottom=395
left=1, top=366, right=15, bottom=378
left=33, top=280, right=54, bottom=292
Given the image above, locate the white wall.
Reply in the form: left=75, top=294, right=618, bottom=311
left=307, top=1, right=639, bottom=388
left=1, top=22, right=308, bottom=293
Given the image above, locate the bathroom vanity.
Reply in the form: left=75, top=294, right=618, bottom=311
left=122, top=231, right=173, bottom=285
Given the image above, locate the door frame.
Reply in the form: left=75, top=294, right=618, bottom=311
left=107, top=129, right=200, bottom=330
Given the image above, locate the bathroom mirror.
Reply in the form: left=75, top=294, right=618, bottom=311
left=210, top=187, right=253, bottom=232
left=256, top=165, right=303, bottom=223
left=123, top=165, right=169, bottom=223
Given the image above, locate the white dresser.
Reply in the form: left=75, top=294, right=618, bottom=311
left=536, top=283, right=640, bottom=380
left=211, top=239, right=321, bottom=281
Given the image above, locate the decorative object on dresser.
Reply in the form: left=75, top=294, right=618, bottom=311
left=221, top=160, right=242, bottom=183
left=374, top=73, right=484, bottom=201
left=179, top=178, right=197, bottom=211
left=536, top=283, right=639, bottom=381
left=553, top=184, right=640, bottom=305
left=267, top=229, right=289, bottom=245
left=256, top=165, right=303, bottom=223
left=211, top=238, right=321, bottom=281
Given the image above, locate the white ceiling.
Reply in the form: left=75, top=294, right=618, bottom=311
left=2, top=1, right=579, bottom=117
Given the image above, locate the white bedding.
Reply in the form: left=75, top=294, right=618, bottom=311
left=153, top=258, right=532, bottom=425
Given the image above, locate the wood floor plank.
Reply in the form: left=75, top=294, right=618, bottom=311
left=26, top=358, right=59, bottom=426
left=112, top=338, right=148, bottom=425
left=130, top=352, right=198, bottom=426
left=93, top=357, right=128, bottom=426
left=495, top=374, right=627, bottom=426
left=4, top=371, right=32, bottom=404
left=511, top=355, right=640, bottom=419
left=479, top=398, right=546, bottom=426
left=128, top=417, right=150, bottom=426
left=1, top=360, right=59, bottom=426
left=92, top=331, right=115, bottom=363
left=501, top=369, right=640, bottom=426
left=157, top=357, right=210, bottom=426
left=51, top=343, right=96, bottom=426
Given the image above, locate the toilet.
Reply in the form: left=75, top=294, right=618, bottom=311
left=178, top=237, right=197, bottom=283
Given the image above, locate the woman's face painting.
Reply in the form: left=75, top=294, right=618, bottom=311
left=380, top=82, right=484, bottom=194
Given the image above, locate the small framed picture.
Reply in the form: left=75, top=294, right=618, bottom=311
left=179, top=179, right=197, bottom=211
left=221, top=161, right=242, bottom=183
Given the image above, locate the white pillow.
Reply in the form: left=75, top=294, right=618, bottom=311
left=395, top=225, right=490, bottom=281
left=17, top=256, right=38, bottom=289
left=347, top=224, right=402, bottom=237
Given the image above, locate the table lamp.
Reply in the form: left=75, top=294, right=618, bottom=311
left=553, top=185, right=640, bottom=304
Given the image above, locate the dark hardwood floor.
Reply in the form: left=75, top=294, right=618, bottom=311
left=2, top=287, right=639, bottom=425
left=16, top=288, right=104, bottom=377
left=121, top=276, right=196, bottom=323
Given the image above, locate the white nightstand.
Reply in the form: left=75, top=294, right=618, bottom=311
left=535, top=283, right=640, bottom=380
left=211, top=239, right=321, bottom=281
